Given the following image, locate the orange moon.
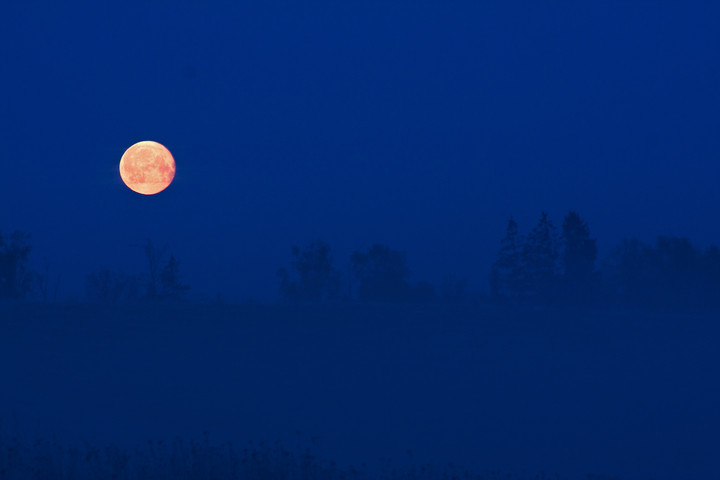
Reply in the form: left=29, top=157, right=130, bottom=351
left=119, top=141, right=176, bottom=195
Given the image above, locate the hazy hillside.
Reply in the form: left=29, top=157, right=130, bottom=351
left=1, top=302, right=718, bottom=479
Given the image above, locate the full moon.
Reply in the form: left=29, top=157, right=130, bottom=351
left=119, top=141, right=176, bottom=195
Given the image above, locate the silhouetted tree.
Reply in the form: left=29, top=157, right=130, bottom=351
left=521, top=212, right=560, bottom=302
left=277, top=240, right=341, bottom=302
left=489, top=217, right=523, bottom=300
left=602, top=237, right=654, bottom=307
left=34, top=259, right=63, bottom=303
left=699, top=246, right=720, bottom=309
left=0, top=230, right=33, bottom=299
left=350, top=244, right=410, bottom=302
left=602, top=236, right=709, bottom=310
left=142, top=239, right=168, bottom=299
left=653, top=236, right=701, bottom=309
left=160, top=254, right=189, bottom=300
left=560, top=211, right=598, bottom=304
left=86, top=269, right=141, bottom=304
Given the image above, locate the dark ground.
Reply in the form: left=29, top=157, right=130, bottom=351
left=1, top=301, right=718, bottom=479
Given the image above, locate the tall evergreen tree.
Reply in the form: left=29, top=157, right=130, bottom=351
left=562, top=211, right=597, bottom=278
left=561, top=211, right=598, bottom=303
left=522, top=212, right=560, bottom=302
left=490, top=217, right=523, bottom=300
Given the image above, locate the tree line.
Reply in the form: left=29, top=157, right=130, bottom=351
left=84, top=240, right=189, bottom=304
left=277, top=211, right=720, bottom=311
left=277, top=242, right=443, bottom=304
left=0, top=233, right=188, bottom=304
left=3, top=211, right=720, bottom=310
left=490, top=210, right=720, bottom=310
left=489, top=211, right=598, bottom=305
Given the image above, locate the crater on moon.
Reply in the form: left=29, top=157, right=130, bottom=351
left=119, top=141, right=175, bottom=195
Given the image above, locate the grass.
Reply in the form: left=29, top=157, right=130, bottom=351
left=0, top=431, right=621, bottom=480
left=2, top=301, right=714, bottom=480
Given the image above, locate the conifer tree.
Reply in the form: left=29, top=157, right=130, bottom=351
left=490, top=217, right=523, bottom=300
left=561, top=211, right=598, bottom=303
left=522, top=212, right=560, bottom=302
left=562, top=211, right=597, bottom=279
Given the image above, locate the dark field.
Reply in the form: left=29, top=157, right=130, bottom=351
left=1, top=302, right=718, bottom=479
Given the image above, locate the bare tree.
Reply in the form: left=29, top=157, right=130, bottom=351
left=86, top=269, right=141, bottom=304
left=160, top=254, right=189, bottom=300
left=133, top=239, right=169, bottom=300
left=0, top=230, right=33, bottom=299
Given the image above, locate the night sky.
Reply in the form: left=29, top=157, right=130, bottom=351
left=4, top=4, right=720, bottom=479
left=3, top=1, right=720, bottom=301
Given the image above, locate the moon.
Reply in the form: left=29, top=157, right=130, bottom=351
left=119, top=141, right=176, bottom=195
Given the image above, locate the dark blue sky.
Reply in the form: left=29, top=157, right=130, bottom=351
left=3, top=1, right=720, bottom=301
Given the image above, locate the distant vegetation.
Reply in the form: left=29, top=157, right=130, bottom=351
left=0, top=230, right=33, bottom=300
left=489, top=211, right=598, bottom=305
left=276, top=240, right=342, bottom=303
left=489, top=211, right=720, bottom=311
left=85, top=240, right=189, bottom=304
left=277, top=242, right=437, bottom=304
left=277, top=210, right=720, bottom=311
left=3, top=210, right=720, bottom=310
left=0, top=432, right=594, bottom=480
